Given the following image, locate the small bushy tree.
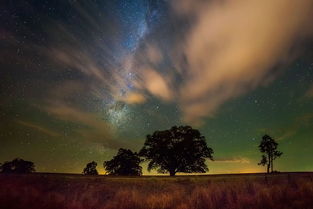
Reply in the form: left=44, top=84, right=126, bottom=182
left=0, top=158, right=35, bottom=173
left=104, top=148, right=142, bottom=176
left=83, top=161, right=98, bottom=175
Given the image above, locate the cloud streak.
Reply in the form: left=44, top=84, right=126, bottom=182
left=213, top=157, right=250, bottom=164
left=16, top=120, right=60, bottom=137
left=44, top=101, right=129, bottom=149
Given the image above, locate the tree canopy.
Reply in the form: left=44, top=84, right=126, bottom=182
left=83, top=161, right=98, bottom=175
left=0, top=158, right=35, bottom=173
left=104, top=148, right=142, bottom=176
left=139, top=126, right=214, bottom=176
left=258, top=135, right=283, bottom=173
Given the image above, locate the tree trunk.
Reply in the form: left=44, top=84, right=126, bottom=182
left=269, top=152, right=273, bottom=173
left=267, top=153, right=270, bottom=174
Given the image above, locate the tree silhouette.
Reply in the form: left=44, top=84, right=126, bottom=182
left=0, top=158, right=35, bottom=173
left=104, top=148, right=142, bottom=176
left=258, top=135, right=283, bottom=173
left=83, top=161, right=98, bottom=175
left=139, top=126, right=214, bottom=176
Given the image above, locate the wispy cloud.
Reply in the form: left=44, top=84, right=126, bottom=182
left=260, top=113, right=313, bottom=141
left=135, top=68, right=174, bottom=102
left=305, top=84, right=313, bottom=97
left=213, top=157, right=250, bottom=164
left=16, top=120, right=60, bottom=137
left=39, top=80, right=131, bottom=149
left=119, top=92, right=146, bottom=104
left=43, top=101, right=127, bottom=149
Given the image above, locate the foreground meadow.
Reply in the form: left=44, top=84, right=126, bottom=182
left=0, top=173, right=313, bottom=209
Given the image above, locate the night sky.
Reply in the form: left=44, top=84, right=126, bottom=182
left=1, top=0, right=313, bottom=174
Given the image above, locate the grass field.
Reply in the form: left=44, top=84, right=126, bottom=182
left=1, top=172, right=313, bottom=209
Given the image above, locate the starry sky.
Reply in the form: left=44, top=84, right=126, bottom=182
left=1, top=0, right=313, bottom=174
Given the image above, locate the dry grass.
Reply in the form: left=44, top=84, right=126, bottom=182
left=1, top=173, right=313, bottom=209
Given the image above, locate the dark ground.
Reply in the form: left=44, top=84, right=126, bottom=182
left=1, top=172, right=313, bottom=209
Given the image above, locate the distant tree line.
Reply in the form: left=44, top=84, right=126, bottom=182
left=84, top=126, right=282, bottom=176
left=0, top=126, right=283, bottom=176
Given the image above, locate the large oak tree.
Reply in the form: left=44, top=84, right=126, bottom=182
left=139, top=126, right=214, bottom=176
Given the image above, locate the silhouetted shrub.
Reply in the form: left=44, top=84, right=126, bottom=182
left=83, top=161, right=98, bottom=175
left=104, top=148, right=142, bottom=176
left=0, top=158, right=35, bottom=173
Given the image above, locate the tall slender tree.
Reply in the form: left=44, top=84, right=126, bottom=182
left=258, top=135, right=283, bottom=173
